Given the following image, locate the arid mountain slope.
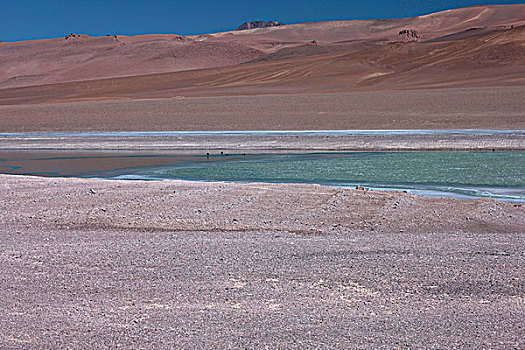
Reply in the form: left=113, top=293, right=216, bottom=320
left=0, top=4, right=524, bottom=105
left=0, top=4, right=524, bottom=91
left=211, top=4, right=525, bottom=45
left=0, top=24, right=523, bottom=105
left=0, top=34, right=263, bottom=89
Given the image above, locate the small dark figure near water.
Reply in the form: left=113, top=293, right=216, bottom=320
left=206, top=152, right=210, bottom=158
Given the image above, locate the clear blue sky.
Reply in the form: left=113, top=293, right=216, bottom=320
left=1, top=0, right=523, bottom=42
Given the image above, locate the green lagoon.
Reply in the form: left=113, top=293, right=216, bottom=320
left=145, top=152, right=524, bottom=202
left=1, top=151, right=524, bottom=202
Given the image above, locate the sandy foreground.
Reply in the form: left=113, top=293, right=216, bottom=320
left=1, top=174, right=524, bottom=348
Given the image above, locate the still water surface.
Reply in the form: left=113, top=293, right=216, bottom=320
left=1, top=151, right=523, bottom=202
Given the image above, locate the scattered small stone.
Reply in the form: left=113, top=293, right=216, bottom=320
left=398, top=29, right=420, bottom=41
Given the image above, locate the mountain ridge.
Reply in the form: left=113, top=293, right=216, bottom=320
left=0, top=4, right=524, bottom=104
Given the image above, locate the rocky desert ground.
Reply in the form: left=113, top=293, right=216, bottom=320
left=1, top=175, right=524, bottom=348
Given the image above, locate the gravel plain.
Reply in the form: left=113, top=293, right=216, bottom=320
left=1, top=175, right=524, bottom=348
left=1, top=88, right=524, bottom=132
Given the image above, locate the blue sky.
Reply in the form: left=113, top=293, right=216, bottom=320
left=0, top=0, right=523, bottom=42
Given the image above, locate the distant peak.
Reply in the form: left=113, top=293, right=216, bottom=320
left=236, top=21, right=284, bottom=31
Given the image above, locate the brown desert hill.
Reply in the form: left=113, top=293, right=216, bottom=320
left=0, top=33, right=263, bottom=89
left=0, top=4, right=524, bottom=106
left=211, top=4, right=525, bottom=45
left=0, top=4, right=524, bottom=93
left=0, top=23, right=524, bottom=106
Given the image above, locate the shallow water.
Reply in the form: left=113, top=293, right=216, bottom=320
left=142, top=152, right=525, bottom=202
left=1, top=150, right=522, bottom=202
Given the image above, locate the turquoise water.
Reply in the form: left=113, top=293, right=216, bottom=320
left=138, top=152, right=525, bottom=202
left=1, top=151, right=524, bottom=201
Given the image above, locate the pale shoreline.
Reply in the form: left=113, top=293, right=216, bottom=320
left=1, top=132, right=524, bottom=151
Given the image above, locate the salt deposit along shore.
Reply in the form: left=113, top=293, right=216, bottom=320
left=1, top=174, right=524, bottom=348
left=1, top=130, right=524, bottom=151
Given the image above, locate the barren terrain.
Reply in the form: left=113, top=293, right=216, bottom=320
left=0, top=5, right=524, bottom=129
left=0, top=87, right=524, bottom=132
left=1, top=175, right=524, bottom=348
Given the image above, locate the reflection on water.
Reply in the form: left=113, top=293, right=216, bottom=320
left=1, top=151, right=524, bottom=202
